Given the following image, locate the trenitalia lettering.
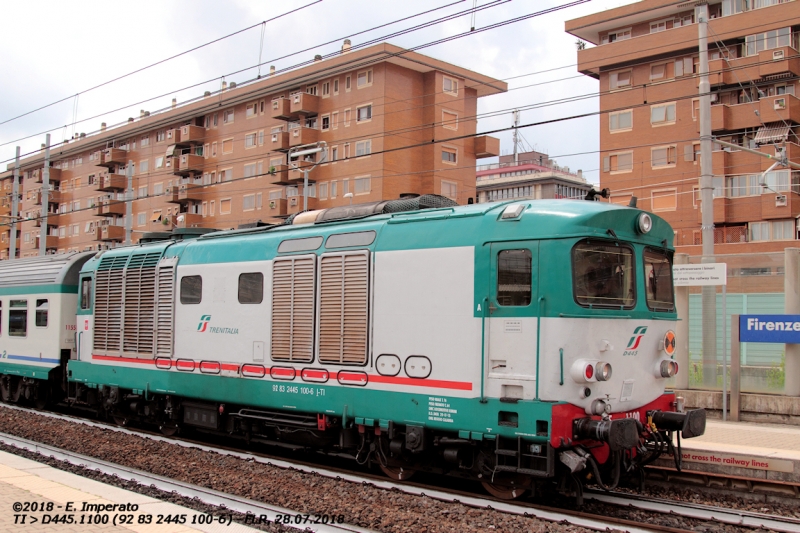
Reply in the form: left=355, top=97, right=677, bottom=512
left=746, top=318, right=800, bottom=332
left=209, top=327, right=239, bottom=335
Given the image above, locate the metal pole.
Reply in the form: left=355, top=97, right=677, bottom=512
left=125, top=161, right=133, bottom=245
left=303, top=169, right=309, bottom=211
left=730, top=314, right=740, bottom=421
left=722, top=284, right=727, bottom=421
left=698, top=3, right=717, bottom=388
left=512, top=109, right=520, bottom=165
left=10, top=147, right=20, bottom=260
left=39, top=134, right=50, bottom=256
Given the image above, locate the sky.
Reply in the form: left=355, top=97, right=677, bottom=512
left=0, top=0, right=638, bottom=186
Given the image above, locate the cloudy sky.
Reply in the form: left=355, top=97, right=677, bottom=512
left=0, top=0, right=637, bottom=185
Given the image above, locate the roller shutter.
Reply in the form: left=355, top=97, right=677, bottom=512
left=318, top=251, right=369, bottom=365
left=271, top=255, right=316, bottom=362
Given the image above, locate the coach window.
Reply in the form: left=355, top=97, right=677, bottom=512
left=35, top=299, right=48, bottom=327
left=572, top=240, right=635, bottom=309
left=180, top=276, right=203, bottom=304
left=497, top=250, right=532, bottom=306
left=644, top=248, right=675, bottom=311
left=81, top=278, right=92, bottom=309
left=238, top=273, right=264, bottom=304
left=9, top=300, right=27, bottom=337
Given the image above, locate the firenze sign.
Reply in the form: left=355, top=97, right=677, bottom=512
left=739, top=315, right=800, bottom=343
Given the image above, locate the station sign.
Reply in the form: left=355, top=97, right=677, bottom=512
left=673, top=263, right=727, bottom=287
left=739, top=314, right=800, bottom=343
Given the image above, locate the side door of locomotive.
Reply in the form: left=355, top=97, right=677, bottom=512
left=485, top=241, right=539, bottom=400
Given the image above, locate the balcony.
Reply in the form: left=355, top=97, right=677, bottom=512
left=287, top=195, right=318, bottom=215
left=0, top=203, right=9, bottom=218
left=289, top=126, right=319, bottom=147
left=178, top=183, right=203, bottom=202
left=759, top=47, right=800, bottom=79
left=289, top=92, right=319, bottom=116
left=474, top=136, right=500, bottom=159
left=709, top=103, right=762, bottom=132
left=270, top=131, right=290, bottom=151
left=266, top=198, right=288, bottom=216
left=267, top=164, right=290, bottom=185
left=760, top=142, right=800, bottom=171
left=712, top=149, right=761, bottom=176
left=698, top=196, right=729, bottom=225
left=179, top=125, right=205, bottom=145
left=271, top=98, right=293, bottom=120
left=96, top=225, right=125, bottom=242
left=96, top=199, right=125, bottom=217
left=761, top=189, right=800, bottom=220
left=32, top=167, right=62, bottom=183
left=164, top=186, right=180, bottom=204
left=35, top=235, right=58, bottom=249
left=759, top=94, right=800, bottom=124
left=708, top=56, right=760, bottom=87
left=173, top=154, right=204, bottom=176
left=172, top=213, right=203, bottom=228
left=96, top=173, right=126, bottom=191
left=95, top=148, right=127, bottom=168
left=33, top=190, right=61, bottom=205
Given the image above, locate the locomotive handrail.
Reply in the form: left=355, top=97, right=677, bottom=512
left=480, top=296, right=488, bottom=404
left=535, top=296, right=545, bottom=400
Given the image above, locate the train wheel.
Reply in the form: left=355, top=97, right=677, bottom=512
left=33, top=384, right=48, bottom=410
left=8, top=378, right=21, bottom=403
left=481, top=476, right=529, bottom=500
left=159, top=424, right=179, bottom=436
left=112, top=415, right=129, bottom=427
left=0, top=376, right=9, bottom=402
left=379, top=464, right=416, bottom=481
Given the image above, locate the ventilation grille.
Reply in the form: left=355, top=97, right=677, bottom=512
left=94, top=255, right=127, bottom=353
left=155, top=260, right=175, bottom=356
left=271, top=256, right=315, bottom=362
left=123, top=252, right=161, bottom=355
left=318, top=252, right=369, bottom=365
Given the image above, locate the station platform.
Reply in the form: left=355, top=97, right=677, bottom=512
left=653, top=419, right=800, bottom=487
left=0, top=450, right=258, bottom=532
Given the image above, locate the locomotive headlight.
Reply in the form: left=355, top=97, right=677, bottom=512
left=595, top=362, right=612, bottom=381
left=658, top=359, right=679, bottom=378
left=571, top=359, right=602, bottom=383
left=637, top=212, right=652, bottom=234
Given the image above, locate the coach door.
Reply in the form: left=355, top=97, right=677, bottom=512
left=485, top=242, right=539, bottom=400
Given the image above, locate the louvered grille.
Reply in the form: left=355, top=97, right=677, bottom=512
left=318, top=252, right=369, bottom=365
left=94, top=255, right=127, bottom=353
left=271, top=256, right=315, bottom=362
left=122, top=252, right=161, bottom=355
left=155, top=260, right=175, bottom=356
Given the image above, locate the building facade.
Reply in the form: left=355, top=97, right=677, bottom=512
left=476, top=150, right=591, bottom=202
left=0, top=42, right=504, bottom=259
left=566, top=0, right=800, bottom=254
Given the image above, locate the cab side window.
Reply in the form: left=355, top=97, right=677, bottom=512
left=180, top=276, right=202, bottom=304
left=497, top=249, right=532, bottom=306
left=81, top=278, right=92, bottom=310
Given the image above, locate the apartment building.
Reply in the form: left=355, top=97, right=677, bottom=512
left=566, top=0, right=800, bottom=253
left=0, top=42, right=504, bottom=259
left=475, top=150, right=592, bottom=202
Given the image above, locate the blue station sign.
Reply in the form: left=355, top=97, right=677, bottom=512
left=740, top=315, right=800, bottom=343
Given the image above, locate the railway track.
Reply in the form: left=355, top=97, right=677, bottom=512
left=0, top=404, right=796, bottom=533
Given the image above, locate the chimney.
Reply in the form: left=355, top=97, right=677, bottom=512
left=577, top=169, right=583, bottom=180
left=140, top=110, right=146, bottom=118
left=40, top=143, right=46, bottom=151
left=230, top=82, right=237, bottom=89
left=269, top=65, right=276, bottom=76
left=144, top=111, right=150, bottom=117
left=172, top=98, right=177, bottom=108
left=342, top=39, right=351, bottom=54
left=80, top=132, right=86, bottom=139
left=101, top=122, right=107, bottom=131
left=222, top=80, right=228, bottom=91
left=204, top=91, right=211, bottom=97
left=128, top=117, right=134, bottom=123
left=314, top=54, right=322, bottom=62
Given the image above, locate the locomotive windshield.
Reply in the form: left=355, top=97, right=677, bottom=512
left=572, top=240, right=635, bottom=309
left=644, top=248, right=675, bottom=311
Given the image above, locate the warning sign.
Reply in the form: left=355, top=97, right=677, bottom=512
left=681, top=451, right=794, bottom=473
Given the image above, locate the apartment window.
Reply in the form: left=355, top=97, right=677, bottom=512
left=257, top=192, right=262, bottom=209
left=306, top=84, right=318, bottom=96
left=750, top=220, right=795, bottom=241
left=269, top=189, right=283, bottom=200
left=651, top=145, right=677, bottom=168
left=442, top=149, right=457, bottom=164
left=154, top=183, right=163, bottom=195
left=609, top=110, right=633, bottom=132
left=651, top=103, right=676, bottom=125
left=321, top=114, right=330, bottom=131
left=356, top=105, right=372, bottom=122
left=210, top=201, right=215, bottom=216
left=138, top=185, right=148, bottom=198
left=354, top=176, right=370, bottom=194
left=220, top=169, right=233, bottom=182
left=246, top=102, right=258, bottom=118
left=342, top=179, right=349, bottom=195
left=443, top=76, right=458, bottom=95
left=322, top=81, right=330, bottom=97
left=675, top=56, right=695, bottom=77
left=243, top=194, right=256, bottom=211
left=344, top=108, right=351, bottom=126
left=211, top=142, right=218, bottom=157
left=441, top=180, right=457, bottom=200
left=333, top=79, right=339, bottom=94
left=287, top=186, right=299, bottom=197
left=601, top=28, right=631, bottom=44
left=258, top=130, right=265, bottom=145
left=343, top=144, right=350, bottom=160
left=442, top=110, right=458, bottom=130
left=319, top=182, right=328, bottom=199
left=156, top=130, right=165, bottom=142
left=727, top=175, right=760, bottom=197
left=139, top=160, right=149, bottom=174
left=650, top=20, right=671, bottom=33
left=331, top=146, right=339, bottom=162
left=745, top=27, right=792, bottom=56
left=691, top=98, right=700, bottom=121
left=141, top=135, right=150, bottom=147
left=650, top=62, right=667, bottom=81
left=357, top=69, right=372, bottom=88
left=605, top=151, right=633, bottom=173
left=137, top=212, right=146, bottom=226
left=222, top=138, right=233, bottom=154
left=608, top=70, right=633, bottom=91
left=220, top=198, right=232, bottom=215
left=245, top=133, right=257, bottom=148
left=651, top=189, right=677, bottom=211
left=223, top=108, right=234, bottom=124
left=244, top=163, right=258, bottom=179
left=355, top=140, right=372, bottom=157
left=331, top=181, right=338, bottom=198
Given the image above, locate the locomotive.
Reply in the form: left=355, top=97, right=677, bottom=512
left=0, top=196, right=705, bottom=500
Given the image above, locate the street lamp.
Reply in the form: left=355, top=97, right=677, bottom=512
left=287, top=142, right=328, bottom=211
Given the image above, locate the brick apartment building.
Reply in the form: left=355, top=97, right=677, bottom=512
left=0, top=42, right=504, bottom=259
left=566, top=0, right=800, bottom=254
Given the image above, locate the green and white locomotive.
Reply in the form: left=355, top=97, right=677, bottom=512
left=0, top=197, right=705, bottom=499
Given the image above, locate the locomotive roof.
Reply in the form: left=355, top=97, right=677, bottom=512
left=0, top=251, right=94, bottom=289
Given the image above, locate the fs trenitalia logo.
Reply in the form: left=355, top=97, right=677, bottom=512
left=197, top=315, right=212, bottom=332
left=196, top=315, right=239, bottom=335
left=623, top=326, right=648, bottom=356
